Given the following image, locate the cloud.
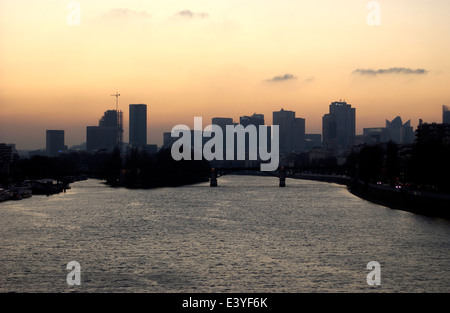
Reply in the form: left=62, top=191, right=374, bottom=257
left=353, top=67, right=428, bottom=76
left=104, top=8, right=151, bottom=19
left=303, top=76, right=315, bottom=83
left=265, top=74, right=297, bottom=83
left=175, top=10, right=209, bottom=19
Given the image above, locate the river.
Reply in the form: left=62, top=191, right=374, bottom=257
left=0, top=176, right=449, bottom=292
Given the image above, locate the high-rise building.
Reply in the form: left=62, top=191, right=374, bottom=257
left=273, top=109, right=305, bottom=154
left=86, top=126, right=117, bottom=152
left=443, top=105, right=450, bottom=124
left=46, top=130, right=65, bottom=156
left=322, top=101, right=355, bottom=151
left=129, top=104, right=147, bottom=147
left=86, top=110, right=123, bottom=152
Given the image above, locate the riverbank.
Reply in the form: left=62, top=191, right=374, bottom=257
left=0, top=175, right=87, bottom=203
left=347, top=181, right=450, bottom=219
left=293, top=174, right=450, bottom=219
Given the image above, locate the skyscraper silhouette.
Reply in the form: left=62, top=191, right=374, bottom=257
left=385, top=116, right=414, bottom=144
left=46, top=130, right=65, bottom=156
left=273, top=109, right=305, bottom=154
left=86, top=110, right=123, bottom=152
left=322, top=101, right=355, bottom=151
left=129, top=104, right=147, bottom=147
left=443, top=105, right=450, bottom=124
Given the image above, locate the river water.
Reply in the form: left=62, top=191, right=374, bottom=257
left=0, top=176, right=449, bottom=292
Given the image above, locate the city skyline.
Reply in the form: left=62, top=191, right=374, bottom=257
left=1, top=99, right=447, bottom=151
left=1, top=0, right=450, bottom=149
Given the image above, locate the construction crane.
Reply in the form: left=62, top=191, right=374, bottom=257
left=110, top=92, right=122, bottom=147
left=111, top=92, right=120, bottom=111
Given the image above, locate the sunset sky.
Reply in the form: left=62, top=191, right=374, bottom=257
left=1, top=0, right=450, bottom=150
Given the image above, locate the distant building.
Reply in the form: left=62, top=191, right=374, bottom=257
left=28, top=150, right=47, bottom=157
left=144, top=144, right=158, bottom=155
left=240, top=114, right=264, bottom=128
left=100, top=109, right=124, bottom=147
left=126, top=144, right=158, bottom=156
left=305, top=134, right=322, bottom=150
left=163, top=130, right=206, bottom=150
left=273, top=109, right=305, bottom=154
left=69, top=142, right=86, bottom=151
left=212, top=117, right=235, bottom=130
left=354, top=135, right=365, bottom=146
left=363, top=127, right=389, bottom=145
left=322, top=101, right=355, bottom=151
left=239, top=113, right=271, bottom=165
left=443, top=105, right=450, bottom=124
left=212, top=117, right=236, bottom=160
left=363, top=116, right=414, bottom=145
left=86, top=126, right=116, bottom=152
left=46, top=130, right=65, bottom=156
left=86, top=110, right=123, bottom=152
left=415, top=122, right=450, bottom=145
left=0, top=143, right=15, bottom=176
left=385, top=116, right=414, bottom=144
left=129, top=104, right=147, bottom=147
left=0, top=143, right=14, bottom=163
left=162, top=132, right=175, bottom=149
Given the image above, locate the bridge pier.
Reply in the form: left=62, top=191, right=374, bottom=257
left=279, top=166, right=286, bottom=187
left=210, top=168, right=218, bottom=187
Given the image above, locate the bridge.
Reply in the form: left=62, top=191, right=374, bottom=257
left=209, top=165, right=349, bottom=187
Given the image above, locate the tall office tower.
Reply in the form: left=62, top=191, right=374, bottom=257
left=86, top=110, right=123, bottom=152
left=385, top=116, right=414, bottom=144
left=99, top=110, right=123, bottom=146
left=322, top=101, right=355, bottom=151
left=46, top=130, right=65, bottom=156
left=443, top=105, right=450, bottom=124
left=129, top=104, right=147, bottom=146
left=273, top=109, right=305, bottom=154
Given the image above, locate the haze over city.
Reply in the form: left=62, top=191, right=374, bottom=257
left=1, top=0, right=450, bottom=150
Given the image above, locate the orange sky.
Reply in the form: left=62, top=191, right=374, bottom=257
left=1, top=0, right=450, bottom=149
